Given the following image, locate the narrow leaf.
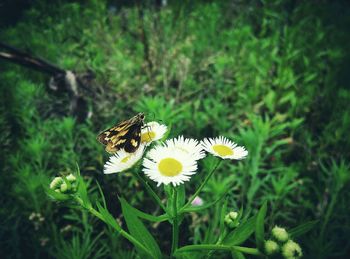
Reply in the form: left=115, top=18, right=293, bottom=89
left=219, top=197, right=228, bottom=233
left=120, top=198, right=162, bottom=259
left=96, top=202, right=121, bottom=231
left=223, top=215, right=257, bottom=245
left=177, top=185, right=186, bottom=209
left=231, top=249, right=246, bottom=259
left=126, top=204, right=169, bottom=222
left=255, top=201, right=267, bottom=251
left=46, top=188, right=71, bottom=201
left=76, top=176, right=91, bottom=208
left=289, top=220, right=318, bottom=238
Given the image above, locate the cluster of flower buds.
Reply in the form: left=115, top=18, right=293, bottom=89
left=264, top=226, right=302, bottom=259
left=49, top=174, right=77, bottom=194
left=224, top=211, right=239, bottom=229
left=29, top=212, right=45, bottom=230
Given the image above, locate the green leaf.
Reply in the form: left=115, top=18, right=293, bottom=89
left=95, top=180, right=107, bottom=208
left=219, top=198, right=228, bottom=233
left=76, top=175, right=91, bottom=208
left=289, top=220, right=318, bottom=238
left=164, top=185, right=185, bottom=218
left=46, top=188, right=71, bottom=201
left=222, top=215, right=257, bottom=245
left=164, top=185, right=173, bottom=215
left=255, top=201, right=267, bottom=251
left=96, top=202, right=121, bottom=231
left=120, top=198, right=162, bottom=259
left=177, top=185, right=186, bottom=209
left=123, top=203, right=169, bottom=222
left=176, top=244, right=231, bottom=253
left=231, top=249, right=246, bottom=259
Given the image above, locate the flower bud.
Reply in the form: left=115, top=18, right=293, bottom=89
left=281, top=240, right=302, bottom=259
left=66, top=174, right=76, bottom=183
left=191, top=196, right=204, bottom=206
left=228, top=211, right=238, bottom=220
left=50, top=177, right=63, bottom=190
left=224, top=211, right=239, bottom=228
left=60, top=182, right=68, bottom=193
left=265, top=240, right=280, bottom=255
left=272, top=226, right=289, bottom=243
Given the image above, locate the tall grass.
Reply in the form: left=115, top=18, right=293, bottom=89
left=1, top=0, right=350, bottom=258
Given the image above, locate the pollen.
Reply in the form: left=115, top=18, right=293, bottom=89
left=158, top=158, right=183, bottom=177
left=212, top=144, right=234, bottom=156
left=121, top=156, right=131, bottom=163
left=141, top=131, right=156, bottom=143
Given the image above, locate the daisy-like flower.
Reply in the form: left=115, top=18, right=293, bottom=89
left=104, top=145, right=146, bottom=174
left=164, top=135, right=206, bottom=160
left=141, top=121, right=167, bottom=144
left=201, top=136, right=248, bottom=160
left=143, top=141, right=198, bottom=186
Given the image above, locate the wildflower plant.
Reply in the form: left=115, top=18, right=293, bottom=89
left=48, top=121, right=314, bottom=258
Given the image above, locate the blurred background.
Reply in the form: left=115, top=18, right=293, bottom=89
left=1, top=0, right=350, bottom=258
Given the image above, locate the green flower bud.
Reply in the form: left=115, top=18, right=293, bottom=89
left=272, top=226, right=289, bottom=243
left=228, top=211, right=238, bottom=220
left=66, top=174, right=76, bottom=183
left=50, top=177, right=63, bottom=190
left=265, top=240, right=280, bottom=255
left=281, top=240, right=302, bottom=259
left=224, top=211, right=239, bottom=229
left=60, top=182, right=68, bottom=193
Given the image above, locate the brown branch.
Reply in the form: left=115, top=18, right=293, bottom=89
left=0, top=42, right=65, bottom=75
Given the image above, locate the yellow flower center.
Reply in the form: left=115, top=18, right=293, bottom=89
left=141, top=131, right=156, bottom=143
left=121, top=156, right=131, bottom=163
left=158, top=158, right=183, bottom=177
left=212, top=144, right=234, bottom=156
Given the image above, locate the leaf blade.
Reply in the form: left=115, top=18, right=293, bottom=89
left=255, top=201, right=267, bottom=251
left=120, top=198, right=162, bottom=259
left=223, top=215, right=257, bottom=245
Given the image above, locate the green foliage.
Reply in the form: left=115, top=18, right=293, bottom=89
left=120, top=198, right=162, bottom=259
left=1, top=0, right=350, bottom=258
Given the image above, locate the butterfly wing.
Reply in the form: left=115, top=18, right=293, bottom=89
left=97, top=113, right=144, bottom=153
left=123, top=124, right=142, bottom=153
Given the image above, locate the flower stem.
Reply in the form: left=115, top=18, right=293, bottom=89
left=181, top=159, right=221, bottom=212
left=171, top=187, right=179, bottom=255
left=135, top=172, right=167, bottom=212
left=176, top=244, right=263, bottom=256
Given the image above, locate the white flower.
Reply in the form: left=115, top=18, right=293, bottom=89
left=165, top=135, right=205, bottom=160
left=201, top=136, right=248, bottom=160
left=143, top=142, right=198, bottom=187
left=141, top=121, right=167, bottom=144
left=104, top=145, right=146, bottom=174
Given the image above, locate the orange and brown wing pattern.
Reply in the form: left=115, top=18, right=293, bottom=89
left=97, top=113, right=144, bottom=153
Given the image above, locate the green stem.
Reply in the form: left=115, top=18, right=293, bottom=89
left=181, top=159, right=221, bottom=212
left=176, top=244, right=263, bottom=256
left=74, top=197, right=152, bottom=258
left=171, top=187, right=179, bottom=255
left=233, top=246, right=263, bottom=256
left=135, top=171, right=167, bottom=212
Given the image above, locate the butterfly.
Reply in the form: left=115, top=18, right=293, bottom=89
left=97, top=113, right=145, bottom=153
